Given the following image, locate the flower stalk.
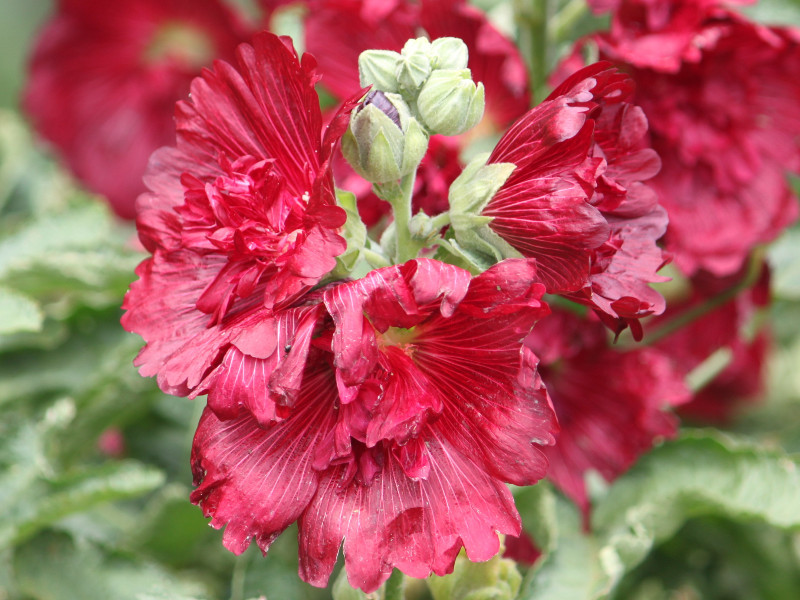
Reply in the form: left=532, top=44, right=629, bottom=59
left=375, top=171, right=423, bottom=264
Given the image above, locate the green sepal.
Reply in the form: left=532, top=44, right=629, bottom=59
left=396, top=38, right=433, bottom=93
left=436, top=233, right=500, bottom=275
left=449, top=153, right=516, bottom=217
left=445, top=154, right=521, bottom=268
left=367, top=128, right=402, bottom=182
left=400, top=117, right=429, bottom=175
left=331, top=189, right=367, bottom=277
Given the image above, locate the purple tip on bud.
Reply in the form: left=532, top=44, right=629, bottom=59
left=359, top=90, right=402, bottom=129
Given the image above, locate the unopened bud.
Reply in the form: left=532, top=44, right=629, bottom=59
left=359, top=49, right=401, bottom=92
left=427, top=547, right=522, bottom=600
left=417, top=69, right=485, bottom=136
left=341, top=91, right=429, bottom=184
left=430, top=37, right=469, bottom=70
left=396, top=37, right=433, bottom=92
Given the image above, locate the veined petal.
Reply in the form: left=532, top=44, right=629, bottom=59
left=190, top=357, right=339, bottom=555
left=484, top=100, right=609, bottom=292
left=298, top=435, right=520, bottom=593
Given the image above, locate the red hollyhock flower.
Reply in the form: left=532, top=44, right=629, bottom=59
left=483, top=63, right=668, bottom=337
left=303, top=0, right=531, bottom=226
left=568, top=1, right=800, bottom=276
left=591, top=0, right=756, bottom=71
left=190, top=258, right=557, bottom=592
left=122, top=32, right=358, bottom=397
left=525, top=309, right=689, bottom=517
left=23, top=0, right=251, bottom=219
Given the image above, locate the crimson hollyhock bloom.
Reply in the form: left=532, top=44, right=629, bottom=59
left=303, top=0, right=531, bottom=226
left=190, top=258, right=557, bottom=592
left=567, top=0, right=800, bottom=276
left=483, top=63, right=668, bottom=337
left=122, top=32, right=358, bottom=397
left=23, top=0, right=251, bottom=219
left=590, top=0, right=756, bottom=72
left=525, top=309, right=689, bottom=516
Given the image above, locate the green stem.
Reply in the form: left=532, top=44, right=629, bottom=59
left=229, top=553, right=247, bottom=600
left=516, top=0, right=552, bottom=102
left=429, top=211, right=452, bottom=232
left=376, top=172, right=423, bottom=264
left=551, top=0, right=589, bottom=43
left=383, top=569, right=405, bottom=600
left=628, top=250, right=765, bottom=348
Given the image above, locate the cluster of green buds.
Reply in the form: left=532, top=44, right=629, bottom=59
left=342, top=36, right=486, bottom=184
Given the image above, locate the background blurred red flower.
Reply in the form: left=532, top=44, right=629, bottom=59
left=526, top=309, right=689, bottom=517
left=559, top=0, right=800, bottom=277
left=23, top=0, right=252, bottom=219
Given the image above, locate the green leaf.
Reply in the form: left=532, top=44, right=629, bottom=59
left=592, top=430, right=800, bottom=593
left=333, top=568, right=371, bottom=600
left=0, top=286, right=43, bottom=334
left=512, top=482, right=557, bottom=555
left=1, top=460, right=165, bottom=549
left=427, top=547, right=521, bottom=600
left=333, top=188, right=368, bottom=276
left=0, top=203, right=110, bottom=274
left=518, top=431, right=800, bottom=599
left=518, top=493, right=609, bottom=600
left=234, top=526, right=330, bottom=600
left=611, top=516, right=800, bottom=600
left=13, top=531, right=210, bottom=600
left=0, top=401, right=165, bottom=551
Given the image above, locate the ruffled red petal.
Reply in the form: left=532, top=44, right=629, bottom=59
left=123, top=33, right=350, bottom=397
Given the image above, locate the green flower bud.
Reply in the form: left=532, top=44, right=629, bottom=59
left=417, top=69, right=485, bottom=136
left=396, top=37, right=433, bottom=92
left=359, top=49, right=401, bottom=92
left=427, top=547, right=522, bottom=600
left=430, top=37, right=469, bottom=70
left=341, top=91, right=429, bottom=184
